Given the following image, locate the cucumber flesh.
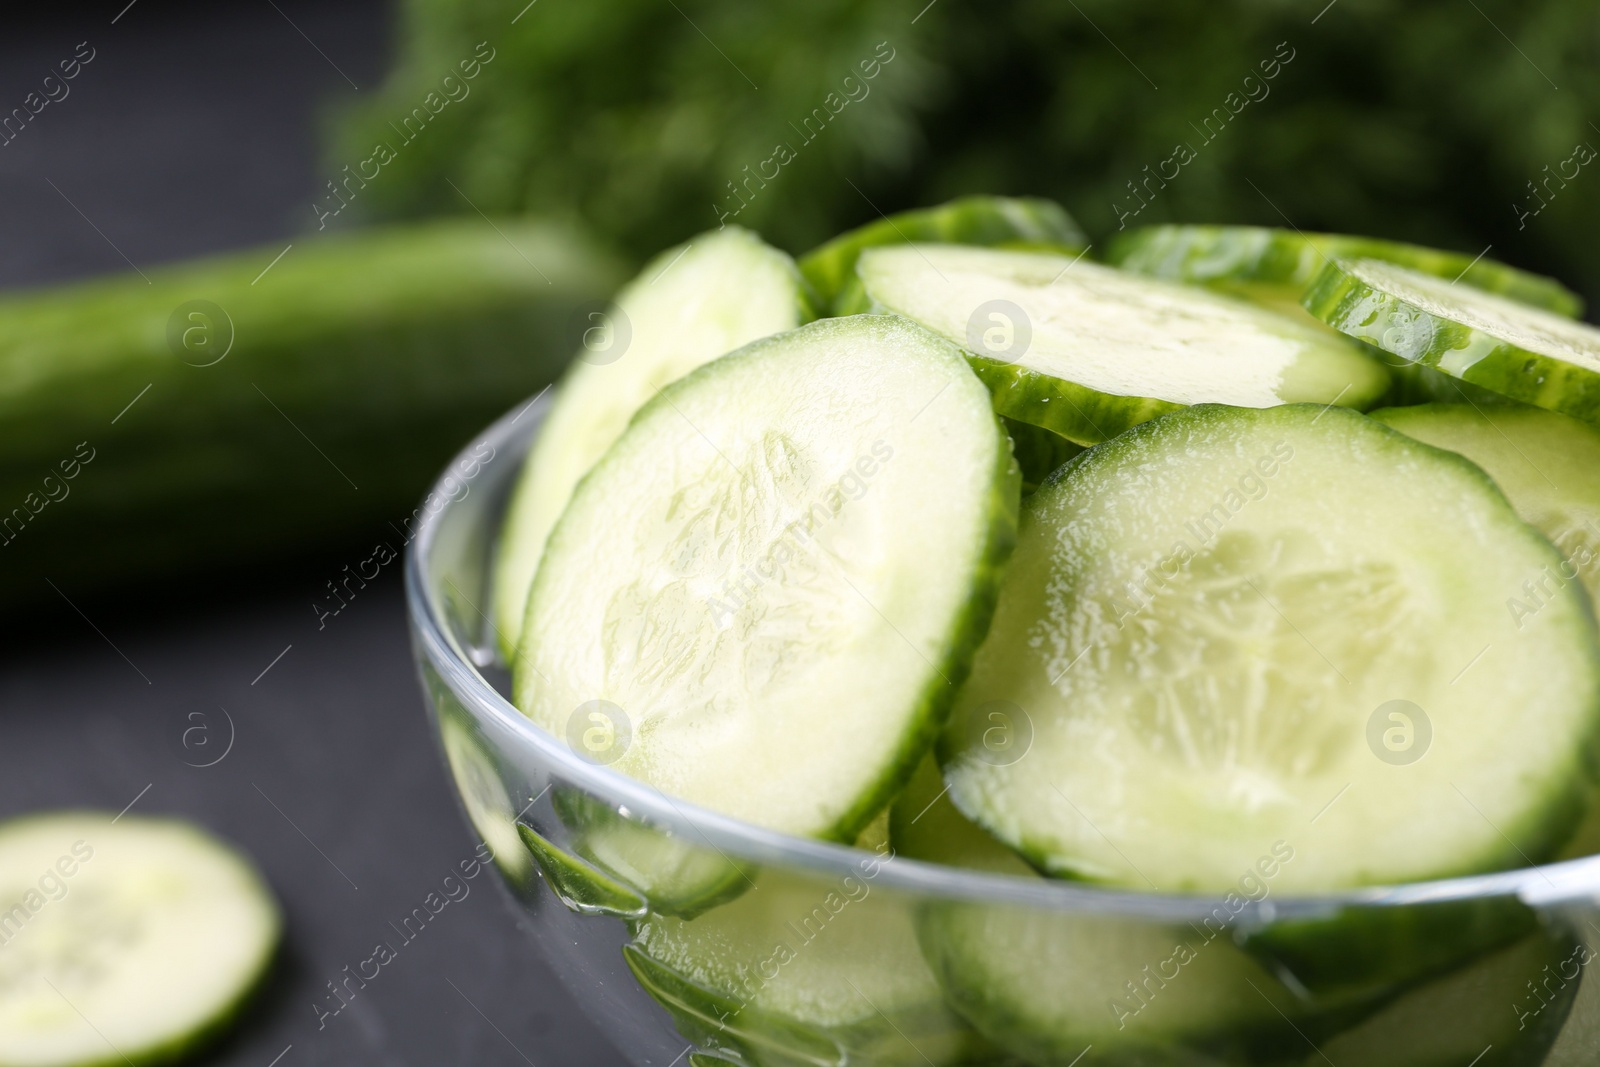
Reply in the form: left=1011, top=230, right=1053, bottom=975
left=1106, top=224, right=1577, bottom=411
left=1108, top=224, right=1584, bottom=318
left=516, top=822, right=648, bottom=919
left=893, top=761, right=1318, bottom=1066
left=1312, top=928, right=1584, bottom=1067
left=514, top=314, right=1018, bottom=847
left=1305, top=257, right=1600, bottom=429
left=438, top=710, right=532, bottom=885
left=627, top=868, right=992, bottom=1066
left=1370, top=403, right=1600, bottom=607
left=0, top=813, right=280, bottom=1067
left=800, top=195, right=1088, bottom=312
left=550, top=789, right=750, bottom=919
left=492, top=226, right=812, bottom=657
left=856, top=245, right=1388, bottom=445
left=1243, top=894, right=1537, bottom=1005
left=941, top=403, right=1600, bottom=892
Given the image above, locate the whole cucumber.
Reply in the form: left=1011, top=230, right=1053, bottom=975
left=0, top=219, right=624, bottom=607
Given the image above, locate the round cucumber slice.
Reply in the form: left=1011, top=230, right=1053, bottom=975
left=438, top=710, right=532, bottom=885
left=893, top=760, right=1321, bottom=1066
left=515, top=821, right=649, bottom=919
left=0, top=812, right=280, bottom=1067
left=1242, top=894, right=1538, bottom=1006
left=1107, top=226, right=1583, bottom=413
left=627, top=868, right=993, bottom=1067
left=855, top=245, right=1388, bottom=446
left=800, top=195, right=1088, bottom=312
left=942, top=403, right=1600, bottom=892
left=1108, top=225, right=1584, bottom=319
left=1370, top=403, right=1600, bottom=607
left=1312, top=927, right=1583, bottom=1067
left=1305, top=257, right=1600, bottom=429
left=515, top=314, right=1019, bottom=848
left=492, top=226, right=813, bottom=657
left=548, top=789, right=750, bottom=919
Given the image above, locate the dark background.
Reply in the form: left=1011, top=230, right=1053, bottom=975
left=0, top=3, right=624, bottom=1064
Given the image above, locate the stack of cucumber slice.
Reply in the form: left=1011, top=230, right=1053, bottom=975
left=492, top=198, right=1600, bottom=1066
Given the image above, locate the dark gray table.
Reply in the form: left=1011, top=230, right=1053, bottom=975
left=0, top=3, right=625, bottom=1063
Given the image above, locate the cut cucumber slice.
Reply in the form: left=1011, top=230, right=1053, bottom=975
left=1312, top=927, right=1583, bottom=1067
left=1370, top=403, right=1600, bottom=607
left=855, top=245, right=1388, bottom=445
left=894, top=761, right=1322, bottom=1066
left=627, top=868, right=995, bottom=1067
left=941, top=403, right=1600, bottom=892
left=1243, top=894, right=1537, bottom=1005
left=1106, top=225, right=1583, bottom=413
left=536, top=800, right=890, bottom=922
left=550, top=788, right=750, bottom=919
left=1108, top=225, right=1584, bottom=319
left=514, top=314, right=1018, bottom=847
left=800, top=195, right=1087, bottom=312
left=492, top=226, right=813, bottom=657
left=1305, top=257, right=1600, bottom=429
left=0, top=812, right=280, bottom=1067
left=437, top=709, right=532, bottom=885
left=516, top=822, right=648, bottom=919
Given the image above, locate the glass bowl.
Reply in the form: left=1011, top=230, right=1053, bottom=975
left=406, top=393, right=1600, bottom=1067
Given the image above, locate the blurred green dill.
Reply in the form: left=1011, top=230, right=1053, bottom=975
left=330, top=0, right=1600, bottom=309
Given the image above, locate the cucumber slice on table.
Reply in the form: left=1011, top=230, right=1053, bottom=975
left=0, top=813, right=280, bottom=1067
left=800, top=195, right=1088, bottom=312
left=892, top=761, right=1323, bottom=1067
left=513, top=315, right=1018, bottom=905
left=1108, top=224, right=1584, bottom=318
left=492, top=226, right=813, bottom=657
left=853, top=245, right=1388, bottom=445
left=626, top=866, right=993, bottom=1067
left=1370, top=403, right=1600, bottom=605
left=941, top=403, right=1600, bottom=892
left=1305, top=257, right=1600, bottom=429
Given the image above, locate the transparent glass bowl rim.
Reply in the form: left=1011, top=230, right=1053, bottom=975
left=406, top=391, right=1600, bottom=921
